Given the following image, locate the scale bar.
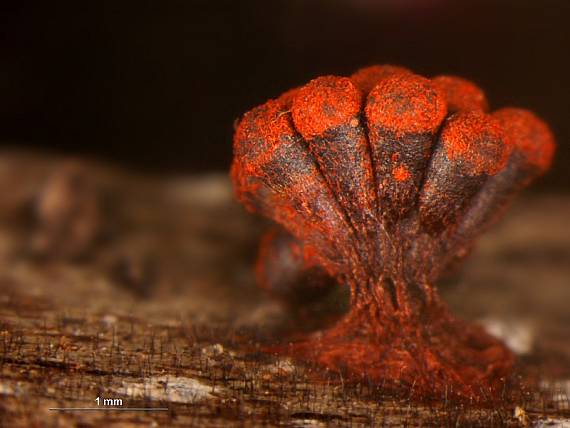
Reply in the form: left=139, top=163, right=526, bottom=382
left=49, top=408, right=168, bottom=412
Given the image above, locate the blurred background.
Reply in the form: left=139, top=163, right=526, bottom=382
left=0, top=0, right=568, bottom=189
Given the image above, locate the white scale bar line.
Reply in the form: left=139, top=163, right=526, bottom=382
left=49, top=408, right=168, bottom=411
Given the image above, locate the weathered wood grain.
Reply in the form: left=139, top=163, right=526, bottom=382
left=0, top=150, right=568, bottom=427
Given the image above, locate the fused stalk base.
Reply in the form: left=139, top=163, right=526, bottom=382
left=274, top=282, right=514, bottom=402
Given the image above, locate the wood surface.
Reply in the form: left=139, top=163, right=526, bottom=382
left=0, top=150, right=568, bottom=427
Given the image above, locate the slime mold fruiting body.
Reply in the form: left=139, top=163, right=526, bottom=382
left=231, top=65, right=555, bottom=400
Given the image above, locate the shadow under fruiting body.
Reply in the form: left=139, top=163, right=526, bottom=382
left=231, top=65, right=555, bottom=402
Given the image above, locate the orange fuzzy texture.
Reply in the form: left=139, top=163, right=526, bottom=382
left=291, top=76, right=361, bottom=139
left=392, top=165, right=411, bottom=182
left=493, top=108, right=556, bottom=172
left=432, top=75, right=489, bottom=112
left=442, top=111, right=512, bottom=176
left=277, top=86, right=300, bottom=109
left=233, top=99, right=293, bottom=165
left=350, top=64, right=411, bottom=94
left=365, top=73, right=447, bottom=136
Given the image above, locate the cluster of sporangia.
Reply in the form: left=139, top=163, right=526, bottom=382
left=231, top=65, right=555, bottom=401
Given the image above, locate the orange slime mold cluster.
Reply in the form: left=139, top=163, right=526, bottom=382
left=231, top=65, right=555, bottom=402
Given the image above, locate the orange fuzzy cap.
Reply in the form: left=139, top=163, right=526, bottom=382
left=291, top=76, right=362, bottom=140
left=492, top=108, right=556, bottom=173
left=233, top=99, right=295, bottom=165
left=442, top=110, right=512, bottom=176
left=432, top=75, right=489, bottom=112
left=350, top=64, right=411, bottom=94
left=365, top=73, right=447, bottom=136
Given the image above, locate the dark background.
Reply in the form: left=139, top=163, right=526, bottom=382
left=1, top=0, right=568, bottom=189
